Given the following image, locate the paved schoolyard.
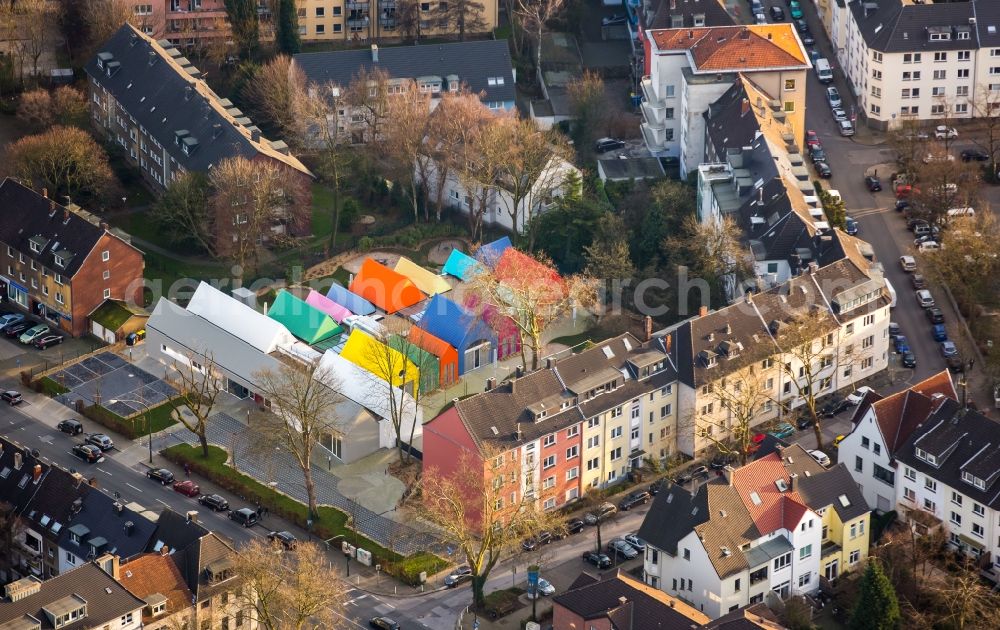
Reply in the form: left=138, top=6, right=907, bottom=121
left=50, top=351, right=177, bottom=414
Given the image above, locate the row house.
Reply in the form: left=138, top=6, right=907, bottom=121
left=296, top=0, right=498, bottom=42
left=639, top=23, right=810, bottom=178
left=842, top=371, right=1000, bottom=578
left=422, top=332, right=679, bottom=515
left=0, top=179, right=145, bottom=337
left=638, top=445, right=870, bottom=618
left=87, top=25, right=314, bottom=257
left=842, top=0, right=1000, bottom=130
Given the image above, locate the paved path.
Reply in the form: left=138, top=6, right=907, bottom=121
left=157, top=412, right=439, bottom=555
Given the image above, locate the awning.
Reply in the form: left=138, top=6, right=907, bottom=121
left=628, top=449, right=647, bottom=459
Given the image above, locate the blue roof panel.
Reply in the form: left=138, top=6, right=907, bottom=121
left=442, top=249, right=483, bottom=281
left=326, top=282, right=376, bottom=316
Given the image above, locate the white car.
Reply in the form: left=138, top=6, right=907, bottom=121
left=826, top=86, right=842, bottom=108
left=899, top=255, right=917, bottom=272
left=808, top=450, right=831, bottom=467
left=934, top=126, right=958, bottom=139
left=831, top=107, right=848, bottom=122
left=845, top=386, right=874, bottom=405
left=917, top=240, right=942, bottom=252
left=923, top=153, right=955, bottom=164
left=915, top=289, right=935, bottom=308
left=838, top=120, right=855, bottom=136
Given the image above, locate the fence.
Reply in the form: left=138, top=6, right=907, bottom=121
left=28, top=341, right=124, bottom=384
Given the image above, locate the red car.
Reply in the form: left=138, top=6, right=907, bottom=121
left=173, top=480, right=201, bottom=497
left=806, top=130, right=821, bottom=148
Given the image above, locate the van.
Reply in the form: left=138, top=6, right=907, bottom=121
left=947, top=207, right=975, bottom=218
left=815, top=58, right=834, bottom=84
left=228, top=507, right=260, bottom=527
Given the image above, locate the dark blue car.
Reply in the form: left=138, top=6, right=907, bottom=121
left=894, top=335, right=910, bottom=354
left=931, top=324, right=947, bottom=342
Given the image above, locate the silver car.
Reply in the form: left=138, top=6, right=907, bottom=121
left=607, top=538, right=639, bottom=560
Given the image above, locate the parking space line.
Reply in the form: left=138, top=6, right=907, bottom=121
left=125, top=483, right=143, bottom=493
left=156, top=499, right=170, bottom=507
left=96, top=467, right=112, bottom=476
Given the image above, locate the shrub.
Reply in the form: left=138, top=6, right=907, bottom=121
left=385, top=551, right=448, bottom=586
left=35, top=376, right=69, bottom=397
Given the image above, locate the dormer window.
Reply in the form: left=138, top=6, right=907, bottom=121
left=962, top=471, right=986, bottom=490
left=53, top=254, right=65, bottom=268
left=699, top=350, right=718, bottom=368
left=29, top=235, right=48, bottom=254
left=915, top=447, right=938, bottom=466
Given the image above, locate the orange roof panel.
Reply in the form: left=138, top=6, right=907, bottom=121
left=349, top=258, right=426, bottom=314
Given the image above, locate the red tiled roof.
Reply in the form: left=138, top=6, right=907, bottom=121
left=871, top=370, right=956, bottom=454
left=731, top=452, right=810, bottom=534
left=648, top=25, right=807, bottom=71
left=119, top=553, right=193, bottom=619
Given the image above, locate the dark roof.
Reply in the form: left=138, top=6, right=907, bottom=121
left=704, top=603, right=785, bottom=629
left=797, top=463, right=870, bottom=521
left=149, top=509, right=238, bottom=597
left=552, top=570, right=710, bottom=628
left=898, top=398, right=1000, bottom=511
left=644, top=0, right=736, bottom=30
left=293, top=40, right=516, bottom=104
left=21, top=468, right=90, bottom=543
left=866, top=370, right=956, bottom=455
left=58, top=489, right=157, bottom=561
left=0, top=179, right=121, bottom=278
left=0, top=438, right=51, bottom=515
left=848, top=0, right=979, bottom=53
left=637, top=481, right=711, bottom=556
left=0, top=563, right=144, bottom=629
left=86, top=25, right=310, bottom=178
left=597, top=156, right=666, bottom=181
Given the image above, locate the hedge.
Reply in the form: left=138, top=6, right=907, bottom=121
left=35, top=376, right=69, bottom=397
left=81, top=399, right=180, bottom=439
left=163, top=444, right=446, bottom=585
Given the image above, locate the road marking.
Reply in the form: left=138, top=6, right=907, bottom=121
left=125, top=483, right=143, bottom=493
left=96, top=467, right=112, bottom=476
left=156, top=499, right=170, bottom=507
left=330, top=608, right=364, bottom=629
left=850, top=207, right=887, bottom=218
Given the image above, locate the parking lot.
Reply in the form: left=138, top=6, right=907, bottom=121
left=48, top=351, right=176, bottom=414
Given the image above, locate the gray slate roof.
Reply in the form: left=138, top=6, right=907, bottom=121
left=848, top=0, right=981, bottom=53
left=644, top=0, right=736, bottom=29
left=797, top=463, right=870, bottom=522
left=293, top=40, right=516, bottom=104
left=0, top=563, right=144, bottom=630
left=58, top=487, right=157, bottom=562
left=86, top=25, right=310, bottom=178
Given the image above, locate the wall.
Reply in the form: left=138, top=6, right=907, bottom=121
left=72, top=234, right=146, bottom=338
left=840, top=405, right=895, bottom=512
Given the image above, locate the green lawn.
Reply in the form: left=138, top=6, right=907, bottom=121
left=81, top=397, right=180, bottom=439
left=163, top=444, right=446, bottom=584
left=311, top=183, right=335, bottom=237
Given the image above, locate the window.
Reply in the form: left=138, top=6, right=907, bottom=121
left=103, top=288, right=111, bottom=299
left=973, top=523, right=984, bottom=538
left=565, top=446, right=578, bottom=460
left=925, top=478, right=937, bottom=492
left=862, top=357, right=873, bottom=370
left=784, top=101, right=795, bottom=112
left=855, top=456, right=863, bottom=472
left=955, top=103, right=968, bottom=114
left=872, top=69, right=882, bottom=80
left=566, top=467, right=578, bottom=481
left=121, top=612, right=134, bottom=625
left=610, top=426, right=622, bottom=439
left=785, top=79, right=796, bottom=91
left=587, top=417, right=600, bottom=429
left=315, top=24, right=325, bottom=34
left=871, top=86, right=881, bottom=98
left=862, top=335, right=874, bottom=349
left=973, top=503, right=985, bottom=517
left=931, top=104, right=945, bottom=115
left=611, top=406, right=623, bottom=418
left=904, top=487, right=915, bottom=501
left=798, top=572, right=810, bottom=587
left=932, top=86, right=945, bottom=97
left=665, top=85, right=675, bottom=97
left=951, top=491, right=963, bottom=506
left=933, top=70, right=946, bottom=80
left=664, top=107, right=674, bottom=119
left=566, top=426, right=579, bottom=438
left=587, top=435, right=599, bottom=449
left=873, top=443, right=881, bottom=456
left=543, top=476, right=555, bottom=490
left=774, top=552, right=791, bottom=570
left=103, top=270, right=110, bottom=280
left=862, top=437, right=870, bottom=449
left=933, top=52, right=947, bottom=62
left=542, top=455, right=555, bottom=469
left=543, top=497, right=556, bottom=510
left=542, top=435, right=555, bottom=447
left=610, top=447, right=622, bottom=461
left=101, top=250, right=110, bottom=262
left=958, top=51, right=971, bottom=61
left=950, top=511, right=962, bottom=526
left=734, top=578, right=741, bottom=592
left=587, top=457, right=599, bottom=471
left=315, top=6, right=324, bottom=15
left=924, top=498, right=936, bottom=512
left=134, top=4, right=153, bottom=14
left=799, top=545, right=812, bottom=560
left=660, top=404, right=671, bottom=417
left=956, top=86, right=969, bottom=97
left=683, top=548, right=690, bottom=560
left=55, top=292, right=64, bottom=305
left=904, top=467, right=916, bottom=481
left=849, top=550, right=860, bottom=564
left=873, top=51, right=882, bottom=63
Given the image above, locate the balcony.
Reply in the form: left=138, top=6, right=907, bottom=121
left=347, top=17, right=370, bottom=29
left=641, top=100, right=665, bottom=128
left=640, top=122, right=667, bottom=155
left=640, top=76, right=665, bottom=109
left=347, top=0, right=370, bottom=8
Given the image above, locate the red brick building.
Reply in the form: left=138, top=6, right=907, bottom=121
left=0, top=179, right=145, bottom=337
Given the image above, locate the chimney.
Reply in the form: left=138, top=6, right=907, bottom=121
left=741, top=98, right=750, bottom=116
left=32, top=464, right=42, bottom=483
left=41, top=187, right=47, bottom=198
left=186, top=510, right=199, bottom=523
left=723, top=465, right=735, bottom=486
left=789, top=473, right=798, bottom=492
left=371, top=44, right=379, bottom=62
left=99, top=221, right=109, bottom=232
left=644, top=315, right=653, bottom=342
left=123, top=520, right=134, bottom=536
left=699, top=305, right=708, bottom=318
left=545, top=357, right=556, bottom=369
left=665, top=333, right=672, bottom=354
left=251, top=129, right=261, bottom=143
left=98, top=553, right=120, bottom=580
left=515, top=422, right=523, bottom=441
left=485, top=377, right=496, bottom=391
left=159, top=545, right=170, bottom=556
left=516, top=365, right=524, bottom=378
left=113, top=501, right=124, bottom=514
left=13, top=452, right=22, bottom=470
left=618, top=596, right=628, bottom=606
left=808, top=261, right=819, bottom=274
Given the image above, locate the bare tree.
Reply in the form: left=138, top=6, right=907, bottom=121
left=0, top=0, right=52, bottom=81
left=516, top=0, right=565, bottom=76
left=346, top=66, right=391, bottom=145
left=887, top=118, right=931, bottom=175
left=165, top=353, right=225, bottom=458
left=233, top=539, right=347, bottom=630
left=442, top=0, right=486, bottom=40
left=151, top=172, right=215, bottom=254
left=83, top=0, right=148, bottom=61
left=360, top=320, right=421, bottom=465
left=254, top=360, right=344, bottom=519
left=911, top=155, right=980, bottom=229
left=397, top=0, right=421, bottom=41
left=567, top=71, right=605, bottom=151
left=970, top=85, right=1000, bottom=180
left=472, top=248, right=597, bottom=370
left=924, top=558, right=1000, bottom=630
left=687, top=364, right=777, bottom=466
left=210, top=156, right=296, bottom=276
left=423, top=92, right=493, bottom=222
left=374, top=79, right=432, bottom=221
left=664, top=215, right=754, bottom=305
left=419, top=445, right=556, bottom=610
left=241, top=55, right=309, bottom=147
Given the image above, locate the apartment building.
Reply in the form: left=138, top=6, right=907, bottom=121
left=842, top=0, right=1000, bottom=130
left=87, top=25, right=314, bottom=256
left=296, top=0, right=498, bottom=41
left=639, top=24, right=810, bottom=177
left=838, top=370, right=957, bottom=512
left=422, top=332, right=679, bottom=514
left=0, top=179, right=145, bottom=338
left=638, top=445, right=870, bottom=618
left=124, top=0, right=232, bottom=47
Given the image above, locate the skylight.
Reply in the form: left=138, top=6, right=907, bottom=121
left=775, top=479, right=789, bottom=492
left=750, top=491, right=762, bottom=505
left=838, top=494, right=851, bottom=508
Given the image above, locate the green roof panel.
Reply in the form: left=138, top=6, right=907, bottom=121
left=267, top=290, right=343, bottom=344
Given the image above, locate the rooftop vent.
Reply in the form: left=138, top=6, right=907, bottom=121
left=775, top=478, right=789, bottom=492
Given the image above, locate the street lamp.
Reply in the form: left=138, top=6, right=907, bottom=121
left=109, top=398, right=153, bottom=464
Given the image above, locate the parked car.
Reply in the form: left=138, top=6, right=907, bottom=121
left=820, top=399, right=852, bottom=417
left=369, top=617, right=400, bottom=630
left=911, top=274, right=927, bottom=289
left=923, top=152, right=955, bottom=164
left=33, top=334, right=64, bottom=349
left=267, top=531, right=298, bottom=550
left=198, top=494, right=230, bottom=511
left=895, top=199, right=911, bottom=212
left=4, top=322, right=29, bottom=338
left=902, top=352, right=917, bottom=368
left=564, top=518, right=585, bottom=535
left=831, top=108, right=848, bottom=122
left=940, top=341, right=958, bottom=357
left=769, top=5, right=785, bottom=20
left=826, top=85, right=843, bottom=107
left=710, top=454, right=733, bottom=470
left=18, top=324, right=50, bottom=345
left=585, top=502, right=618, bottom=524
left=934, top=126, right=958, bottom=139
left=845, top=217, right=859, bottom=235
left=806, top=130, right=821, bottom=147
left=522, top=531, right=552, bottom=551
left=607, top=539, right=639, bottom=560
left=619, top=490, right=651, bottom=511
left=794, top=18, right=809, bottom=32
left=72, top=443, right=104, bottom=463
left=961, top=148, right=989, bottom=162
left=894, top=335, right=910, bottom=354
left=768, top=422, right=795, bottom=439
left=623, top=533, right=646, bottom=552
left=888, top=322, right=901, bottom=339
left=809, top=146, right=827, bottom=163
left=845, top=386, right=874, bottom=405
left=931, top=323, right=948, bottom=342
left=917, top=240, right=941, bottom=252
left=86, top=434, right=114, bottom=451
left=527, top=577, right=556, bottom=598
left=801, top=32, right=815, bottom=45
left=595, top=138, right=626, bottom=153
left=172, top=480, right=201, bottom=497
left=915, top=289, right=935, bottom=308
left=838, top=120, right=855, bottom=137
left=583, top=551, right=613, bottom=569
left=691, top=465, right=709, bottom=478
left=946, top=355, right=965, bottom=373
left=228, top=507, right=259, bottom=527
left=146, top=468, right=175, bottom=485
left=57, top=419, right=83, bottom=435
left=815, top=161, right=832, bottom=178
left=865, top=176, right=882, bottom=192
left=0, top=313, right=25, bottom=331
left=796, top=414, right=815, bottom=430
left=808, top=450, right=831, bottom=467
left=899, top=255, right=917, bottom=272
left=2, top=390, right=23, bottom=405
left=925, top=307, right=945, bottom=324
left=444, top=565, right=473, bottom=588
left=789, top=0, right=803, bottom=18
left=673, top=472, right=693, bottom=485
